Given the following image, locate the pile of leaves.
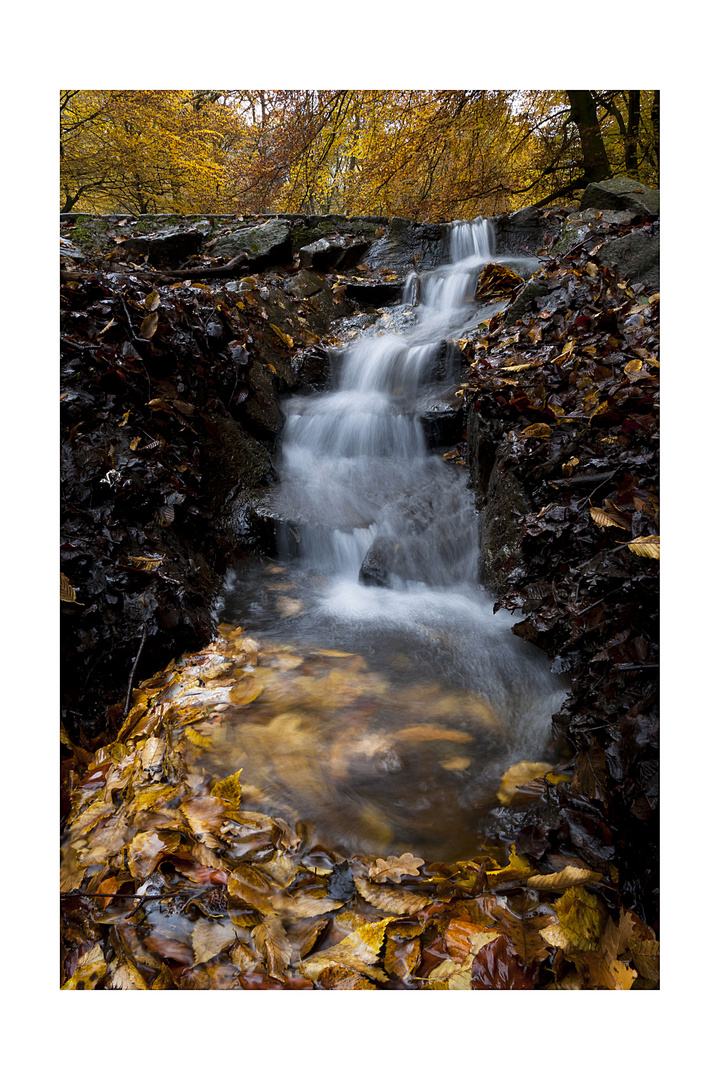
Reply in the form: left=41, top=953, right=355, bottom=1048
left=457, top=227, right=659, bottom=926
left=61, top=627, right=658, bottom=990
left=60, top=252, right=351, bottom=743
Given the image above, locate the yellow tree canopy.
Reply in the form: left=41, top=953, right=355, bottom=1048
left=61, top=90, right=660, bottom=220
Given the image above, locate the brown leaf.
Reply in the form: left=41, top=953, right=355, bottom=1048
left=140, top=311, right=159, bottom=339
left=252, top=914, right=292, bottom=980
left=352, top=872, right=428, bottom=915
left=527, top=865, right=602, bottom=891
left=590, top=505, right=630, bottom=530
left=191, top=919, right=238, bottom=966
left=368, top=853, right=425, bottom=884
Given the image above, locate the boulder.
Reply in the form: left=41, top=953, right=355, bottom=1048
left=503, top=277, right=551, bottom=325
left=122, top=228, right=206, bottom=268
left=479, top=458, right=531, bottom=591
left=344, top=280, right=404, bottom=306
left=363, top=217, right=446, bottom=273
left=551, top=208, right=637, bottom=257
left=298, top=235, right=371, bottom=271
left=595, top=226, right=660, bottom=290
left=579, top=177, right=659, bottom=218
left=209, top=218, right=293, bottom=268
left=491, top=207, right=564, bottom=257
left=359, top=536, right=401, bottom=587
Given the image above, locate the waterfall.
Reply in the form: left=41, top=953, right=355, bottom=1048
left=278, top=218, right=496, bottom=583
left=219, top=218, right=566, bottom=860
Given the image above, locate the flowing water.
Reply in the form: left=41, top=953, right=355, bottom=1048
left=216, top=219, right=567, bottom=862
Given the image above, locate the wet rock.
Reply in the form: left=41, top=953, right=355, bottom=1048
left=580, top=176, right=659, bottom=218
left=503, top=277, right=551, bottom=325
left=479, top=457, right=531, bottom=591
left=595, top=225, right=659, bottom=290
left=298, top=237, right=346, bottom=270
left=344, top=280, right=404, bottom=305
left=198, top=415, right=273, bottom=513
left=209, top=218, right=293, bottom=268
left=290, top=345, right=333, bottom=390
left=420, top=400, right=464, bottom=449
left=550, top=208, right=637, bottom=257
left=363, top=217, right=447, bottom=273
left=466, top=408, right=530, bottom=590
left=359, top=536, right=401, bottom=587
left=490, top=207, right=564, bottom=257
left=122, top=228, right=205, bottom=268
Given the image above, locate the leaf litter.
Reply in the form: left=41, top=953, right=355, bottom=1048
left=61, top=623, right=657, bottom=990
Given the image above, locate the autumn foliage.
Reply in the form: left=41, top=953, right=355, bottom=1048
left=61, top=90, right=659, bottom=221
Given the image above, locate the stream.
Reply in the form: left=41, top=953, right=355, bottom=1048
left=215, top=219, right=568, bottom=863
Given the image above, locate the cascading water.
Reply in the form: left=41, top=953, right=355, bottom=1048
left=217, top=218, right=567, bottom=861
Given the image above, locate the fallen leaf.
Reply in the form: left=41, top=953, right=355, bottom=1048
left=627, top=535, right=659, bottom=559
left=520, top=423, right=552, bottom=439
left=140, top=311, right=159, bottom=339
left=62, top=944, right=107, bottom=990
left=527, top=865, right=602, bottom=890
left=369, top=853, right=425, bottom=883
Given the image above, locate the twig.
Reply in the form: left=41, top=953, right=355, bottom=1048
left=123, top=624, right=148, bottom=719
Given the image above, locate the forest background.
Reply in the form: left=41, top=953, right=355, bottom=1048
left=60, top=89, right=659, bottom=220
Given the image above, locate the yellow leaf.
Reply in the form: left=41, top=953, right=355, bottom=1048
left=228, top=675, right=263, bottom=706
left=527, top=865, right=603, bottom=890
left=627, top=535, right=659, bottom=559
left=520, top=423, right=552, bottom=439
left=590, top=505, right=630, bottom=530
left=252, top=914, right=292, bottom=980
left=496, top=761, right=554, bottom=806
left=61, top=943, right=107, bottom=990
left=61, top=572, right=83, bottom=604
left=128, top=555, right=165, bottom=571
left=585, top=261, right=598, bottom=278
left=127, top=831, right=166, bottom=881
left=562, top=456, right=579, bottom=476
left=624, top=357, right=643, bottom=375
left=299, top=917, right=392, bottom=983
left=210, top=770, right=243, bottom=808
left=270, top=324, right=294, bottom=348
left=144, top=290, right=161, bottom=311
left=551, top=885, right=606, bottom=952
left=555, top=340, right=574, bottom=363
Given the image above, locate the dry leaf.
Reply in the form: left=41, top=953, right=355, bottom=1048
left=527, top=865, right=602, bottom=890
left=520, top=423, right=552, bottom=439
left=369, top=853, right=424, bottom=883
left=590, top=505, right=630, bottom=530
left=628, top=535, right=659, bottom=559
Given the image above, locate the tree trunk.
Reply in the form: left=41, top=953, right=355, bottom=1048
left=625, top=91, right=640, bottom=176
left=566, top=90, right=612, bottom=183
left=650, top=90, right=660, bottom=170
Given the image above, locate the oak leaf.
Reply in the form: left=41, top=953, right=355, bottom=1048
left=369, top=853, right=424, bottom=883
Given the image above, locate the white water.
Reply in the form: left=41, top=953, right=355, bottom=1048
left=220, top=219, right=566, bottom=859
